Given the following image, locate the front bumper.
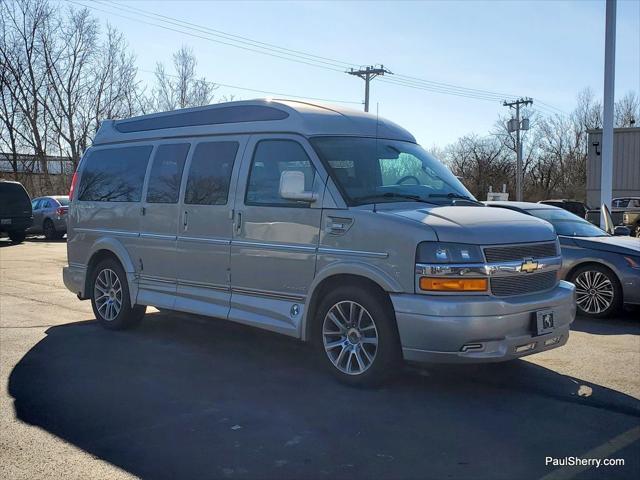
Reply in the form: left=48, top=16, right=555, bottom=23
left=391, top=280, right=576, bottom=363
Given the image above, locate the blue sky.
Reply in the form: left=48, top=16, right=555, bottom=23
left=67, top=0, right=639, bottom=147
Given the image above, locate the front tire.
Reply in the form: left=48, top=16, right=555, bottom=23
left=43, top=219, right=61, bottom=240
left=314, top=286, right=401, bottom=386
left=570, top=264, right=622, bottom=318
left=90, top=258, right=146, bottom=330
left=8, top=230, right=26, bottom=244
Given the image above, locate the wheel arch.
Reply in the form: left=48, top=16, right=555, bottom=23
left=84, top=238, right=138, bottom=305
left=565, top=260, right=621, bottom=287
left=301, top=263, right=402, bottom=341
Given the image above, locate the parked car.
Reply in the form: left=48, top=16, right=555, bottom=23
left=486, top=201, right=640, bottom=318
left=0, top=180, right=33, bottom=244
left=538, top=199, right=589, bottom=218
left=63, top=100, right=576, bottom=385
left=585, top=197, right=640, bottom=237
left=27, top=195, right=69, bottom=240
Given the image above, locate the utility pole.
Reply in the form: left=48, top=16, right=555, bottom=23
left=600, top=0, right=616, bottom=230
left=347, top=65, right=391, bottom=112
left=503, top=97, right=533, bottom=201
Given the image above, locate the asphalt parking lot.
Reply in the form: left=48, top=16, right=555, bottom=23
left=1, top=238, right=639, bottom=480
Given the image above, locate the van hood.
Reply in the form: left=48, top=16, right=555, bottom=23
left=386, top=205, right=557, bottom=245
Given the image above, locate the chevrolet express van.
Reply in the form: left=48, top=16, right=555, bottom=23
left=63, top=100, right=576, bottom=385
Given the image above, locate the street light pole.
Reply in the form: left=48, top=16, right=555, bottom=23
left=600, top=0, right=616, bottom=229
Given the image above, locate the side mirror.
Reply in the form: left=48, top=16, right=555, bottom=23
left=279, top=170, right=316, bottom=203
left=601, top=203, right=614, bottom=234
left=613, top=226, right=631, bottom=236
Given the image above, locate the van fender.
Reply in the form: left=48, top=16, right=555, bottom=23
left=300, top=261, right=404, bottom=340
left=87, top=237, right=138, bottom=306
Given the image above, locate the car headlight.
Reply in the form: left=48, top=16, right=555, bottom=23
left=416, top=242, right=484, bottom=264
left=416, top=242, right=487, bottom=292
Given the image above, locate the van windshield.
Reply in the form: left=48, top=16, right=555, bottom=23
left=311, top=137, right=475, bottom=206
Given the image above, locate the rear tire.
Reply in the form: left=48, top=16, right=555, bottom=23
left=90, top=258, right=146, bottom=330
left=313, top=285, right=401, bottom=387
left=570, top=264, right=622, bottom=318
left=8, top=230, right=26, bottom=244
left=43, top=219, right=57, bottom=240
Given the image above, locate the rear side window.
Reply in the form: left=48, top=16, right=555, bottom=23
left=146, top=143, right=190, bottom=204
left=245, top=140, right=315, bottom=206
left=185, top=141, right=239, bottom=205
left=78, top=146, right=152, bottom=202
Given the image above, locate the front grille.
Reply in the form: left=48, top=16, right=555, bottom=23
left=483, top=242, right=557, bottom=263
left=491, top=271, right=557, bottom=297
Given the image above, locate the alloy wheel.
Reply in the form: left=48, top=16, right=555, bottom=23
left=94, top=268, right=123, bottom=321
left=322, top=300, right=378, bottom=375
left=574, top=270, right=614, bottom=314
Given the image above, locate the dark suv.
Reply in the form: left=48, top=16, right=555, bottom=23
left=0, top=180, right=33, bottom=244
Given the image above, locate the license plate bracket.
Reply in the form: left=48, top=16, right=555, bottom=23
left=536, top=310, right=555, bottom=335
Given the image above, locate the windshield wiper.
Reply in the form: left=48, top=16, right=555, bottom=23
left=352, top=192, right=436, bottom=205
left=428, top=192, right=483, bottom=205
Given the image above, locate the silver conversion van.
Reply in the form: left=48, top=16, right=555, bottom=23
left=64, top=100, right=576, bottom=385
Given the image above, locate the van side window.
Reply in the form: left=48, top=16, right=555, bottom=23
left=185, top=141, right=239, bottom=205
left=146, top=143, right=190, bottom=204
left=245, top=140, right=315, bottom=206
left=78, top=145, right=152, bottom=202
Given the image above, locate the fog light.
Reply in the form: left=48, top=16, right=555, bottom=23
left=544, top=336, right=561, bottom=346
left=419, top=277, right=487, bottom=292
left=515, top=342, right=536, bottom=353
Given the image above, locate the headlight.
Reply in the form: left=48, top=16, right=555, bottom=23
left=416, top=242, right=484, bottom=264
left=416, top=242, right=487, bottom=292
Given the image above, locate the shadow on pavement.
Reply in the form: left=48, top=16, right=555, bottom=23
left=8, top=311, right=640, bottom=480
left=571, top=310, right=640, bottom=336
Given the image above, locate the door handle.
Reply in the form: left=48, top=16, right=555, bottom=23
left=183, top=211, right=188, bottom=230
left=235, top=211, right=242, bottom=234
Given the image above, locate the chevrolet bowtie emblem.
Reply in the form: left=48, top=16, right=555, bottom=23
left=520, top=258, right=539, bottom=273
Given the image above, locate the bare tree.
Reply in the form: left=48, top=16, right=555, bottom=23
left=615, top=91, right=639, bottom=127
left=149, top=46, right=217, bottom=111
left=0, top=0, right=55, bottom=188
left=443, top=134, right=512, bottom=199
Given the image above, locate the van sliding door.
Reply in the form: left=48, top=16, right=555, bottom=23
left=174, top=136, right=247, bottom=319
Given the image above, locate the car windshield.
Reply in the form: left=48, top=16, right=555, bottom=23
left=310, top=137, right=475, bottom=206
left=56, top=197, right=70, bottom=206
left=528, top=208, right=608, bottom=237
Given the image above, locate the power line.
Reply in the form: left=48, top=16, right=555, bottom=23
left=64, top=0, right=345, bottom=73
left=97, top=0, right=358, bottom=70
left=65, top=0, right=568, bottom=112
left=139, top=69, right=362, bottom=105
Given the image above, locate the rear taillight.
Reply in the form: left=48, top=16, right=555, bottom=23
left=56, top=206, right=68, bottom=216
left=69, top=171, right=78, bottom=200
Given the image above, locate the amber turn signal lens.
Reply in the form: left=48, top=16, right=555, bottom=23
left=419, top=277, right=488, bottom=292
